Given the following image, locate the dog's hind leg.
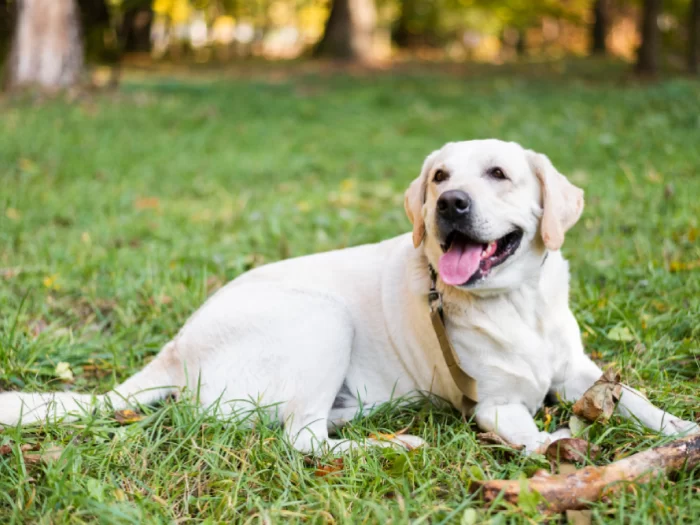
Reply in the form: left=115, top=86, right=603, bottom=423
left=0, top=341, right=184, bottom=427
left=260, top=294, right=419, bottom=454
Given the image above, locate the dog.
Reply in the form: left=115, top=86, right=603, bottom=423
left=1, top=139, right=697, bottom=454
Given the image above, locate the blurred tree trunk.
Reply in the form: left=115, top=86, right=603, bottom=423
left=516, top=29, right=527, bottom=57
left=314, top=0, right=377, bottom=61
left=7, top=0, right=84, bottom=90
left=0, top=0, right=16, bottom=72
left=122, top=6, right=153, bottom=53
left=393, top=0, right=440, bottom=49
left=636, top=0, right=662, bottom=74
left=689, top=0, right=699, bottom=74
left=393, top=0, right=415, bottom=48
left=590, top=0, right=609, bottom=55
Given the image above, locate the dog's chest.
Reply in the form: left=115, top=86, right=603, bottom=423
left=446, top=291, right=565, bottom=412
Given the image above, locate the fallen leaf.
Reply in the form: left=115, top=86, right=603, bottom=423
left=477, top=432, right=524, bottom=451
left=633, top=342, right=647, bottom=354
left=606, top=324, right=634, bottom=342
left=314, top=458, right=344, bottom=477
left=1, top=267, right=20, bottom=279
left=664, top=183, right=675, bottom=200
left=81, top=362, right=111, bottom=379
left=543, top=407, right=553, bottom=428
left=23, top=445, right=63, bottom=464
left=669, top=260, right=700, bottom=273
left=18, top=158, right=38, bottom=173
left=30, top=319, right=49, bottom=337
left=55, top=362, right=74, bottom=382
left=0, top=443, right=38, bottom=456
left=572, top=369, right=622, bottom=423
left=461, top=508, right=479, bottom=525
left=206, top=275, right=223, bottom=293
left=558, top=463, right=577, bottom=475
left=688, top=227, right=699, bottom=243
left=114, top=409, right=145, bottom=425
left=43, top=274, right=61, bottom=290
left=134, top=197, right=160, bottom=210
left=545, top=438, right=600, bottom=464
left=368, top=432, right=396, bottom=441
left=340, top=178, right=357, bottom=192
left=567, top=509, right=593, bottom=525
left=568, top=415, right=589, bottom=437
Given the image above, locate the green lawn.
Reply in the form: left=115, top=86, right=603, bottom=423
left=1, top=61, right=699, bottom=523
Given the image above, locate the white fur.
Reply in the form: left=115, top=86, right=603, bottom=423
left=1, top=139, right=696, bottom=455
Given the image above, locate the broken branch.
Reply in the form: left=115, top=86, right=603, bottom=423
left=477, top=433, right=700, bottom=514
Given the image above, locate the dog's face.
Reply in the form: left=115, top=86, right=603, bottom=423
left=405, top=140, right=584, bottom=293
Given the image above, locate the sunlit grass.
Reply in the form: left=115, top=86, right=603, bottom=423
left=1, top=61, right=699, bottom=522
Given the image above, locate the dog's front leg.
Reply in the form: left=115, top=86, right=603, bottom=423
left=475, top=402, right=571, bottom=454
left=554, top=354, right=699, bottom=436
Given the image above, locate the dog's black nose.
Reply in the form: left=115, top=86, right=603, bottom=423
left=437, top=190, right=472, bottom=219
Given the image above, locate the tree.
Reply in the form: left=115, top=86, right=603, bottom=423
left=393, top=0, right=440, bottom=49
left=590, top=0, right=609, bottom=55
left=122, top=4, right=154, bottom=53
left=7, top=0, right=84, bottom=90
left=636, top=0, right=662, bottom=74
left=314, top=0, right=377, bottom=61
left=689, top=0, right=700, bottom=73
left=0, top=0, right=15, bottom=56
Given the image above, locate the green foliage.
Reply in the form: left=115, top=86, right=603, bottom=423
left=1, top=60, right=699, bottom=522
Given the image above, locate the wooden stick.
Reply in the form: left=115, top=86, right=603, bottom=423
left=477, top=434, right=700, bottom=514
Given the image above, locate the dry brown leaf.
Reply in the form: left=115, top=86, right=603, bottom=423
left=1, top=267, right=20, bottom=279
left=206, top=275, right=224, bottom=294
left=545, top=438, right=601, bottom=464
left=114, top=409, right=145, bottom=425
left=368, top=432, right=396, bottom=441
left=134, top=197, right=160, bottom=210
left=30, top=319, right=49, bottom=337
left=0, top=443, right=38, bottom=456
left=314, top=458, right=344, bottom=477
left=567, top=509, right=593, bottom=525
left=477, top=432, right=525, bottom=451
left=23, top=445, right=63, bottom=464
left=82, top=362, right=112, bottom=379
left=572, top=369, right=622, bottom=423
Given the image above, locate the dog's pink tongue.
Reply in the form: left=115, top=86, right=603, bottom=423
left=438, top=239, right=482, bottom=285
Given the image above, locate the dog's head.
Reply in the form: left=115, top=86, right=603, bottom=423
left=405, top=140, right=583, bottom=292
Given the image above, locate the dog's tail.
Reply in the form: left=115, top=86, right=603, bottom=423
left=0, top=341, right=185, bottom=427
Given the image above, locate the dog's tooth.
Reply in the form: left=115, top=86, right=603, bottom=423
left=482, top=241, right=496, bottom=259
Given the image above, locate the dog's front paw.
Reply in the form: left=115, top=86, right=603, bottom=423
left=661, top=417, right=700, bottom=437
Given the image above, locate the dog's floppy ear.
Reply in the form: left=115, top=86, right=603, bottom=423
left=405, top=151, right=439, bottom=248
left=528, top=151, right=584, bottom=251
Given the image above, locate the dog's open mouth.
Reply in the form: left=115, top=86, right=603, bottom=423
left=438, top=229, right=523, bottom=286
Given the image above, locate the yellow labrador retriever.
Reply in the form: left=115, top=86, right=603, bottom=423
left=1, top=139, right=697, bottom=454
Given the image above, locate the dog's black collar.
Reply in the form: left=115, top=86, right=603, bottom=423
left=428, top=264, right=440, bottom=309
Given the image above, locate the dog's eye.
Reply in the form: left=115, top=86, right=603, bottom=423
left=487, top=167, right=508, bottom=180
left=433, top=169, right=450, bottom=183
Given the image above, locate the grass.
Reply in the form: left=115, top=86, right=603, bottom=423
left=1, top=60, right=699, bottom=523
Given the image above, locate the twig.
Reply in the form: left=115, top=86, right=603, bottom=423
left=477, top=434, right=700, bottom=514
